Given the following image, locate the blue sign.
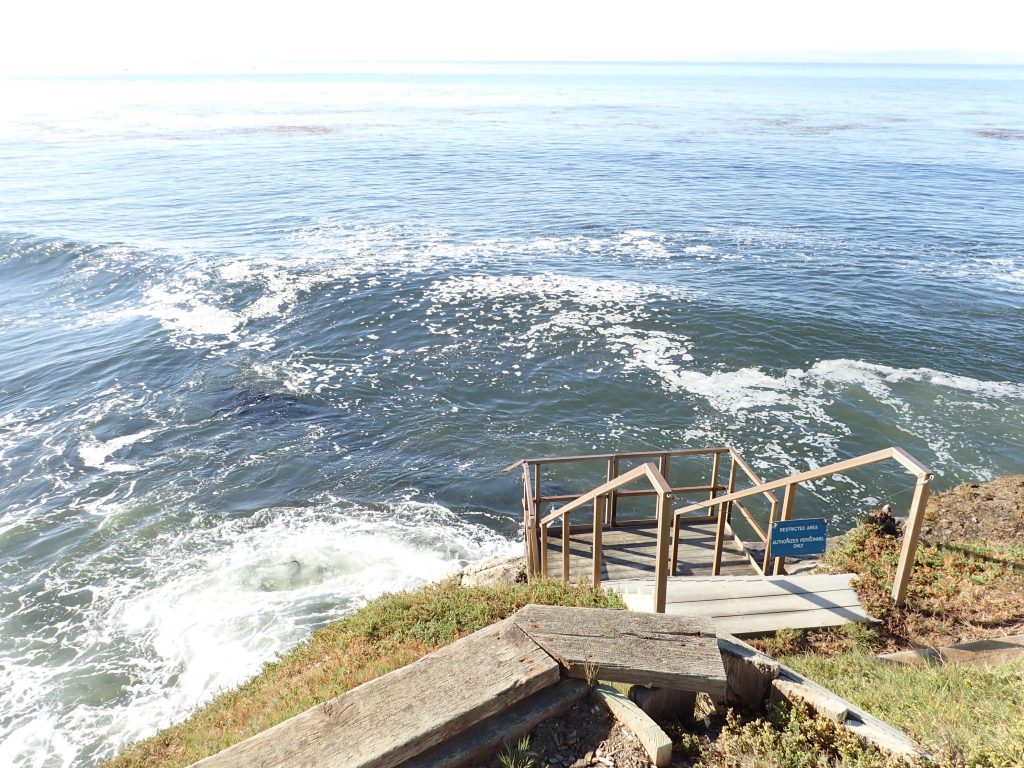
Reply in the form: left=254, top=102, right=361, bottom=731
left=769, top=518, right=828, bottom=558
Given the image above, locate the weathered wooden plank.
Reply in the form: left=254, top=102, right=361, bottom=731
left=878, top=634, right=1024, bottom=668
left=622, top=592, right=873, bottom=635
left=660, top=589, right=863, bottom=618
left=607, top=574, right=857, bottom=601
left=192, top=618, right=559, bottom=768
left=514, top=604, right=726, bottom=695
left=595, top=684, right=673, bottom=767
left=772, top=678, right=850, bottom=723
left=717, top=633, right=926, bottom=760
left=709, top=606, right=873, bottom=636
left=719, top=647, right=779, bottom=710
left=400, top=680, right=590, bottom=768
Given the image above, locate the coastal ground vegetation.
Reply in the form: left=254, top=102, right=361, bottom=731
left=104, top=580, right=622, bottom=768
left=105, top=477, right=1024, bottom=768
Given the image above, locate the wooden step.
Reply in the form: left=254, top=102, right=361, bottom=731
left=878, top=635, right=1024, bottom=668
left=191, top=617, right=559, bottom=768
left=514, top=604, right=727, bottom=695
left=610, top=574, right=873, bottom=636
left=607, top=573, right=857, bottom=598
left=192, top=605, right=737, bottom=768
left=400, top=680, right=590, bottom=768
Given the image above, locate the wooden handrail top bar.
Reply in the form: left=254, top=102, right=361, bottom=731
left=890, top=446, right=934, bottom=478
left=673, top=447, right=931, bottom=518
left=540, top=463, right=671, bottom=525
left=728, top=448, right=780, bottom=505
left=502, top=446, right=731, bottom=472
left=537, top=483, right=726, bottom=504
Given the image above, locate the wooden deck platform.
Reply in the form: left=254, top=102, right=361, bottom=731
left=547, top=519, right=756, bottom=582
left=607, top=574, right=873, bottom=636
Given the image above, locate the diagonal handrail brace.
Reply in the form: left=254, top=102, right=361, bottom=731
left=539, top=462, right=676, bottom=613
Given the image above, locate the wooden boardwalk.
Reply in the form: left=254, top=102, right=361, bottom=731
left=606, top=574, right=873, bottom=636
left=547, top=520, right=756, bottom=582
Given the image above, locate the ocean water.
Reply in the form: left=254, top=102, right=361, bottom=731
left=1, top=62, right=1022, bottom=766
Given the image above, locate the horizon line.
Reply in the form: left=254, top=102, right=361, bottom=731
left=4, top=56, right=1024, bottom=79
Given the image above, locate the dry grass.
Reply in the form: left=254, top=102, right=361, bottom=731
left=822, top=517, right=1024, bottom=651
left=103, top=579, right=622, bottom=768
left=751, top=511, right=1024, bottom=766
left=755, top=515, right=1024, bottom=659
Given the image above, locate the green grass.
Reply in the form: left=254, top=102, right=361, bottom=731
left=498, top=735, right=535, bottom=768
left=693, top=701, right=905, bottom=768
left=778, top=653, right=1024, bottom=767
left=749, top=512, right=1024, bottom=766
left=103, top=579, right=622, bottom=768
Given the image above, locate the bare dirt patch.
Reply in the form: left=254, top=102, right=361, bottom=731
left=480, top=695, right=655, bottom=768
left=923, top=474, right=1024, bottom=546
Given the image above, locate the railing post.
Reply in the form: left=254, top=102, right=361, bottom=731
left=540, top=524, right=549, bottom=577
left=725, top=457, right=737, bottom=523
left=522, top=466, right=538, bottom=578
left=562, top=511, right=570, bottom=583
left=712, top=457, right=738, bottom=574
left=892, top=476, right=932, bottom=606
left=592, top=495, right=604, bottom=588
left=522, top=496, right=533, bottom=576
left=536, top=462, right=544, bottom=577
left=653, top=491, right=673, bottom=613
left=603, top=457, right=613, bottom=526
left=709, top=451, right=721, bottom=506
left=762, top=498, right=779, bottom=575
left=712, top=501, right=727, bottom=576
left=533, top=462, right=542, bottom=519
left=671, top=514, right=680, bottom=576
left=773, top=483, right=797, bottom=575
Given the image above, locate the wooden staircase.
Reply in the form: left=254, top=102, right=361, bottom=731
left=508, top=444, right=933, bottom=628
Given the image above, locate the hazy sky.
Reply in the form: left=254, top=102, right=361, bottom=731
left=3, top=0, right=1023, bottom=74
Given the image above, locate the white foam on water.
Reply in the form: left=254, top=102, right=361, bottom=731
left=425, top=252, right=1023, bottom=482
left=808, top=358, right=1024, bottom=399
left=75, top=223, right=708, bottom=356
left=78, top=430, right=155, bottom=472
left=0, top=497, right=515, bottom=768
left=143, top=287, right=243, bottom=338
left=429, top=272, right=697, bottom=318
left=423, top=260, right=1024, bottom=481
